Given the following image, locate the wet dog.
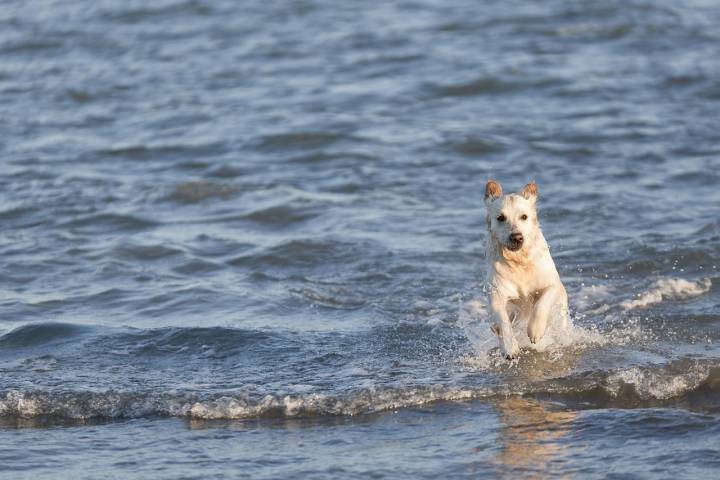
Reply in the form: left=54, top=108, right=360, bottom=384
left=484, top=180, right=568, bottom=360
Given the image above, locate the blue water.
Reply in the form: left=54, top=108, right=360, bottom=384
left=1, top=0, right=720, bottom=478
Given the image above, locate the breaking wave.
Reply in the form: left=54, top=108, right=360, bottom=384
left=1, top=359, right=718, bottom=421
left=620, top=277, right=712, bottom=310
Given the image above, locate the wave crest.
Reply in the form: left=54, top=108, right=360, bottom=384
left=621, top=278, right=712, bottom=310
left=2, top=360, right=718, bottom=421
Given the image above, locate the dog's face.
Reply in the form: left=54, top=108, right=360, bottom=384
left=484, top=180, right=538, bottom=252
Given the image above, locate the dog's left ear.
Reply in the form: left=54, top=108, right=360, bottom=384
left=519, top=182, right=538, bottom=203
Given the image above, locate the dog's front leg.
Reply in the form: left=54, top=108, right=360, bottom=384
left=490, top=291, right=519, bottom=359
left=527, top=285, right=562, bottom=344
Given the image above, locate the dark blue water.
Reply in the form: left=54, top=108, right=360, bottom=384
left=1, top=0, right=720, bottom=478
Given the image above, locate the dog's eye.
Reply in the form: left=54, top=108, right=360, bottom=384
left=496, top=214, right=506, bottom=222
left=520, top=214, right=528, bottom=220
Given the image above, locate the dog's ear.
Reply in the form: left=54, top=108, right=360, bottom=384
left=519, top=182, right=538, bottom=203
left=484, top=180, right=502, bottom=205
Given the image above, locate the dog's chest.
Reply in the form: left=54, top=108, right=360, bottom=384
left=491, top=257, right=554, bottom=299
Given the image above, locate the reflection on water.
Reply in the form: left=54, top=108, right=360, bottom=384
left=491, top=397, right=577, bottom=479
left=0, top=416, right=119, bottom=429
left=183, top=411, right=387, bottom=432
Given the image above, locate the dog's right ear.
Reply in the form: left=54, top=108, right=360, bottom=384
left=484, top=180, right=502, bottom=205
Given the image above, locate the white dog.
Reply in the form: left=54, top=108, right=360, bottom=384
left=484, top=180, right=568, bottom=360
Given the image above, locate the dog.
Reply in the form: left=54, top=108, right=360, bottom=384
left=484, top=180, right=569, bottom=360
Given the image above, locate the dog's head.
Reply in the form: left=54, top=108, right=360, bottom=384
left=484, top=180, right=539, bottom=252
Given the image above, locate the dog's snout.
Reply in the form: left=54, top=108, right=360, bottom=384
left=507, top=232, right=524, bottom=251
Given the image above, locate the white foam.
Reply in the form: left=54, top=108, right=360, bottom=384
left=184, top=388, right=490, bottom=419
left=1, top=360, right=717, bottom=420
left=0, top=388, right=489, bottom=420
left=621, top=277, right=712, bottom=311
left=605, top=363, right=711, bottom=400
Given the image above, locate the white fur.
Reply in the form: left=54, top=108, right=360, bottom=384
left=483, top=181, right=569, bottom=359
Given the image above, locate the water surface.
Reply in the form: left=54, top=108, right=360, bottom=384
left=1, top=0, right=719, bottom=478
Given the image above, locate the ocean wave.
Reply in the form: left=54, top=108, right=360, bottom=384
left=621, top=278, right=712, bottom=310
left=0, top=323, right=96, bottom=348
left=103, top=326, right=275, bottom=357
left=564, top=277, right=713, bottom=316
left=1, top=360, right=717, bottom=421
left=0, top=323, right=277, bottom=355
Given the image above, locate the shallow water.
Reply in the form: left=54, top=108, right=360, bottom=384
left=1, top=0, right=720, bottom=478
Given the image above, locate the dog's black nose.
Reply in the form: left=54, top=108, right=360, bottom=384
left=509, top=232, right=523, bottom=243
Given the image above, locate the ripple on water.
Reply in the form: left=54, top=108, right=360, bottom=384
left=240, top=204, right=321, bottom=227
left=96, top=142, right=227, bottom=161
left=165, top=182, right=242, bottom=204
left=228, top=238, right=389, bottom=270
left=429, top=76, right=567, bottom=98
left=60, top=213, right=158, bottom=233
left=112, top=243, right=184, bottom=261
left=172, top=258, right=224, bottom=275
left=251, top=132, right=359, bottom=152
